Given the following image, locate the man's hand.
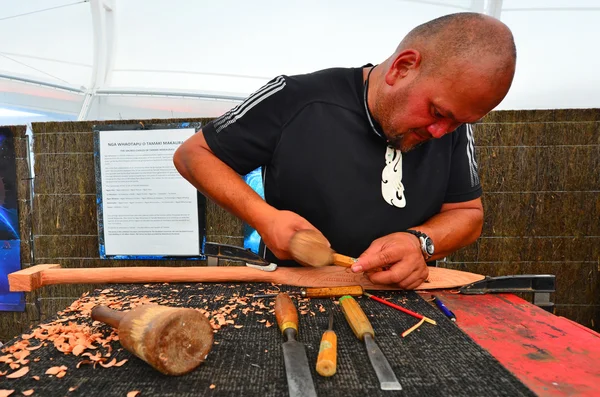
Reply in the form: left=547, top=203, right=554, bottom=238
left=258, top=210, right=326, bottom=260
left=351, top=232, right=429, bottom=289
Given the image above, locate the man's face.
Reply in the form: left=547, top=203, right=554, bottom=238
left=374, top=65, right=506, bottom=152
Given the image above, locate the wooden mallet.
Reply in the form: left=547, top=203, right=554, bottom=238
left=91, top=304, right=213, bottom=376
left=289, top=230, right=357, bottom=268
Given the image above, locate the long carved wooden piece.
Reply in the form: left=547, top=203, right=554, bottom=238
left=9, top=264, right=484, bottom=292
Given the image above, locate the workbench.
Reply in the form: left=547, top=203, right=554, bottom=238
left=0, top=283, right=598, bottom=396
left=438, top=291, right=600, bottom=396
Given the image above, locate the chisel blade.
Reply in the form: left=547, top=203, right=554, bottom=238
left=282, top=340, right=318, bottom=397
left=364, top=334, right=402, bottom=390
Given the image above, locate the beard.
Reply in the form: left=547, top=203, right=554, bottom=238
left=373, top=81, right=431, bottom=153
left=385, top=129, right=430, bottom=153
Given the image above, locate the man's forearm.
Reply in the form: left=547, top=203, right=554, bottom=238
left=411, top=201, right=484, bottom=260
left=173, top=133, right=275, bottom=233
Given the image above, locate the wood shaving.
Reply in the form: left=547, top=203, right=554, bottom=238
left=6, top=367, right=28, bottom=379
left=13, top=351, right=30, bottom=361
left=68, top=387, right=77, bottom=392
left=0, top=390, right=14, bottom=397
left=99, top=358, right=117, bottom=368
left=209, top=385, right=216, bottom=389
left=114, top=359, right=128, bottom=367
left=127, top=391, right=140, bottom=397
left=401, top=318, right=426, bottom=338
left=45, top=366, right=67, bottom=376
left=21, top=390, right=34, bottom=396
left=75, top=360, right=93, bottom=369
left=31, top=376, right=39, bottom=381
left=0, top=355, right=12, bottom=363
left=71, top=345, right=85, bottom=356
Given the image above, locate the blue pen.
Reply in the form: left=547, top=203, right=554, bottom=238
left=432, top=296, right=456, bottom=322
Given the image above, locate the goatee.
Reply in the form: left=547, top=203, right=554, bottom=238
left=386, top=133, right=425, bottom=153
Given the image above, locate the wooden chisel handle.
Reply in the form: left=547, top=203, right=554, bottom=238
left=339, top=295, right=374, bottom=341
left=332, top=253, right=357, bottom=267
left=304, top=286, right=363, bottom=298
left=275, top=293, right=299, bottom=335
left=316, top=329, right=337, bottom=377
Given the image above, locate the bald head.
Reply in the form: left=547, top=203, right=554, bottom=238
left=395, top=12, right=516, bottom=81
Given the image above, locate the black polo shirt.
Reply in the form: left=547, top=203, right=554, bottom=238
left=203, top=67, right=481, bottom=265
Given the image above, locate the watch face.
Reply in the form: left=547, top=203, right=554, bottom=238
left=424, top=238, right=434, bottom=255
left=426, top=243, right=435, bottom=255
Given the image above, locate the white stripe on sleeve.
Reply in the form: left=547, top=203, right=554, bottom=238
left=214, top=76, right=286, bottom=133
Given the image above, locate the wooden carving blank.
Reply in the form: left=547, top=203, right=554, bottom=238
left=9, top=264, right=485, bottom=292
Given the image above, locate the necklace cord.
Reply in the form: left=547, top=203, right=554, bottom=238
left=363, top=66, right=384, bottom=139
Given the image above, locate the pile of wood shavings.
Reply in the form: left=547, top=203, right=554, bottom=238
left=197, top=287, right=278, bottom=331
left=1, top=283, right=329, bottom=395
left=0, top=289, right=138, bottom=394
left=0, top=288, right=166, bottom=386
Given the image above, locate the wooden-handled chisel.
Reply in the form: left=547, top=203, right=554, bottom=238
left=255, top=285, right=364, bottom=298
left=316, top=310, right=337, bottom=377
left=339, top=295, right=402, bottom=390
left=275, top=293, right=318, bottom=397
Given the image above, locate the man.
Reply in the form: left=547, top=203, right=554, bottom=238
left=174, top=12, right=516, bottom=289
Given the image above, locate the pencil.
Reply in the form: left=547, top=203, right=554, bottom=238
left=363, top=292, right=437, bottom=325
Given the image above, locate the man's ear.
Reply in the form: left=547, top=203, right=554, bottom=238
left=385, top=49, right=421, bottom=85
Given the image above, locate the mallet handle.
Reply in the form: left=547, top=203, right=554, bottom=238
left=91, top=305, right=125, bottom=329
left=331, top=254, right=356, bottom=267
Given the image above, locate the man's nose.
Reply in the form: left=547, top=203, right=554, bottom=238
left=426, top=120, right=454, bottom=138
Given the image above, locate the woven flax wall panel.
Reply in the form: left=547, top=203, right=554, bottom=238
left=447, top=109, right=600, bottom=330
left=0, top=126, right=37, bottom=341
left=27, top=118, right=243, bottom=327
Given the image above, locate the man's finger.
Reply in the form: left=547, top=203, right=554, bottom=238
left=366, top=264, right=411, bottom=285
left=397, top=273, right=424, bottom=290
left=398, top=266, right=429, bottom=289
left=352, top=248, right=399, bottom=273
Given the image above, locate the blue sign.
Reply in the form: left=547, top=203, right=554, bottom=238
left=0, top=127, right=25, bottom=311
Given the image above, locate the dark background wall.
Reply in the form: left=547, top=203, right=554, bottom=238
left=0, top=109, right=598, bottom=341
left=447, top=109, right=599, bottom=329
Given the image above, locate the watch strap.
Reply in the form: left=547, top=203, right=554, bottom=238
left=403, top=229, right=433, bottom=260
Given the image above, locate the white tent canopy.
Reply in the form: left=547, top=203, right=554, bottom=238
left=0, top=0, right=598, bottom=123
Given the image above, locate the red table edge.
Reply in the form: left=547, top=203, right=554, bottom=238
left=433, top=291, right=600, bottom=397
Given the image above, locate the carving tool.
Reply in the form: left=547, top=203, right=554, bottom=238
left=363, top=292, right=437, bottom=325
left=91, top=304, right=213, bottom=376
left=274, top=293, right=317, bottom=397
left=254, top=285, right=364, bottom=299
left=316, top=310, right=337, bottom=377
left=338, top=295, right=402, bottom=390
left=289, top=229, right=357, bottom=267
left=204, top=241, right=277, bottom=271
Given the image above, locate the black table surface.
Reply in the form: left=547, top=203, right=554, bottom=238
left=0, top=282, right=535, bottom=397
